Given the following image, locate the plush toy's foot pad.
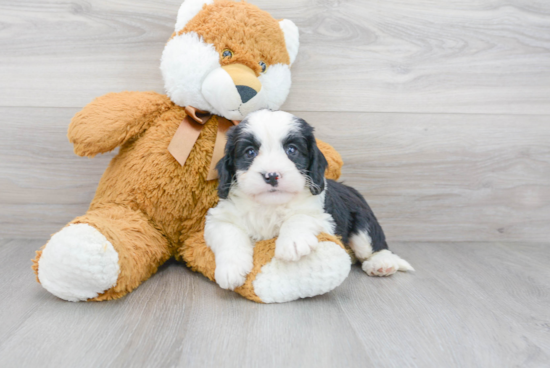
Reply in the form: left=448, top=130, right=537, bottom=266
left=252, top=241, right=351, bottom=303
left=38, top=224, right=120, bottom=302
left=362, top=249, right=414, bottom=277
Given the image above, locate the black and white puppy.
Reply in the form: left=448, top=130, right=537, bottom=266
left=205, top=110, right=413, bottom=290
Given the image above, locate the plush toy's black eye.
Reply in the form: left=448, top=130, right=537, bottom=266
left=285, top=145, right=297, bottom=156
left=259, top=61, right=267, bottom=73
left=222, top=49, right=233, bottom=59
left=245, top=147, right=257, bottom=158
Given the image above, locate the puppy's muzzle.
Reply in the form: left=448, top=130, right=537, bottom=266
left=262, top=172, right=280, bottom=187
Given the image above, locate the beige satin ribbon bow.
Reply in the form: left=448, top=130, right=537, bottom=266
left=168, top=106, right=239, bottom=181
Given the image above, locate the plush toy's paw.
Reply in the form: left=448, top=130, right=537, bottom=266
left=215, top=255, right=253, bottom=290
left=38, top=224, right=120, bottom=301
left=253, top=241, right=351, bottom=303
left=274, top=231, right=319, bottom=262
left=362, top=250, right=414, bottom=277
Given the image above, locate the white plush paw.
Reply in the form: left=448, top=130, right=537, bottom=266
left=275, top=231, right=319, bottom=262
left=215, top=255, right=253, bottom=290
left=253, top=241, right=352, bottom=303
left=38, top=224, right=120, bottom=302
left=362, top=249, right=414, bottom=277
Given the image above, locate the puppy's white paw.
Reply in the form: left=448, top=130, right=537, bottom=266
left=215, top=256, right=253, bottom=290
left=362, top=249, right=414, bottom=277
left=275, top=231, right=319, bottom=262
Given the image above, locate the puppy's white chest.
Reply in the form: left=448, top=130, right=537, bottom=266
left=241, top=206, right=288, bottom=241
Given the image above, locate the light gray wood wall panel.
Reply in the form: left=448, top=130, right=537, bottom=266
left=1, top=0, right=549, bottom=114
left=298, top=111, right=550, bottom=243
left=1, top=240, right=549, bottom=368
left=1, top=107, right=549, bottom=242
left=0, top=107, right=115, bottom=237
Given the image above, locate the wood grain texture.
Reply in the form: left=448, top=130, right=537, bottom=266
left=298, top=111, right=550, bottom=243
left=1, top=2, right=549, bottom=366
left=0, top=239, right=549, bottom=368
left=0, top=0, right=549, bottom=113
left=0, top=107, right=115, bottom=238
left=2, top=107, right=549, bottom=242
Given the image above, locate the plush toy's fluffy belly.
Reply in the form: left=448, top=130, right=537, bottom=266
left=90, top=106, right=220, bottom=249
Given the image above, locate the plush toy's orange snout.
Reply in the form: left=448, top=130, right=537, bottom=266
left=222, top=63, right=261, bottom=103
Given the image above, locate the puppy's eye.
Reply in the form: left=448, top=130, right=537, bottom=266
left=259, top=61, right=267, bottom=73
left=245, top=148, right=257, bottom=158
left=285, top=145, right=297, bottom=156
left=222, top=49, right=233, bottom=59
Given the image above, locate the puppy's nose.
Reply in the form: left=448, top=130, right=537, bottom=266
left=262, top=172, right=280, bottom=187
left=236, top=85, right=257, bottom=103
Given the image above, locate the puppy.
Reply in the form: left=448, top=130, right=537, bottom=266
left=205, top=110, right=413, bottom=290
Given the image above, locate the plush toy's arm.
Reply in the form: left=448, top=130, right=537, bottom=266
left=181, top=231, right=351, bottom=304
left=68, top=91, right=173, bottom=157
left=316, top=139, right=343, bottom=180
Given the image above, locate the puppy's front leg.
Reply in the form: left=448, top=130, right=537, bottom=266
left=275, top=214, right=330, bottom=262
left=205, top=221, right=253, bottom=290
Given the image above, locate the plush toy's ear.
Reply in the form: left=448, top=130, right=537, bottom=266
left=175, top=0, right=214, bottom=32
left=216, top=127, right=238, bottom=199
left=307, top=134, right=328, bottom=196
left=279, top=19, right=300, bottom=65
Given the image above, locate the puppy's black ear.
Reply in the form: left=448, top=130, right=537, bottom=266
left=216, top=156, right=234, bottom=199
left=216, top=127, right=238, bottom=199
left=306, top=133, right=328, bottom=196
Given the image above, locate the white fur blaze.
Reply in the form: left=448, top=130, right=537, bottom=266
left=253, top=241, right=351, bottom=303
left=362, top=249, right=414, bottom=277
left=38, top=224, right=120, bottom=302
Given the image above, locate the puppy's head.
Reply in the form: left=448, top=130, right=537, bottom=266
left=217, top=110, right=327, bottom=205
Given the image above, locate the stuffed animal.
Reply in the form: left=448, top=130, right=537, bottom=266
left=32, top=0, right=352, bottom=303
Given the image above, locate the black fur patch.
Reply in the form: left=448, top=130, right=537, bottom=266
left=289, top=117, right=387, bottom=251
left=288, top=118, right=327, bottom=195
left=216, top=119, right=262, bottom=199
left=324, top=180, right=388, bottom=252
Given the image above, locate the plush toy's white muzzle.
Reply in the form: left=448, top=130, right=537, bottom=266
left=201, top=64, right=268, bottom=121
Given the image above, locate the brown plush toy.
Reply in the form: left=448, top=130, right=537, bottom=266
left=32, top=0, right=352, bottom=303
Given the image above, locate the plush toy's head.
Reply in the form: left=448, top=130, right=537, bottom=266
left=161, top=0, right=299, bottom=120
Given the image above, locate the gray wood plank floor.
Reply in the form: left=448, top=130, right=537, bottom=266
left=1, top=239, right=549, bottom=368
